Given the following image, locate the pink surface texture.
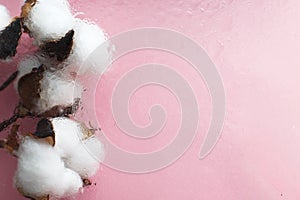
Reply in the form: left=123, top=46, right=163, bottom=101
left=1, top=0, right=300, bottom=199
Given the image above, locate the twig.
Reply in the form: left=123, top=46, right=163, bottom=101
left=0, top=113, right=19, bottom=132
left=0, top=71, right=18, bottom=91
left=0, top=104, right=31, bottom=133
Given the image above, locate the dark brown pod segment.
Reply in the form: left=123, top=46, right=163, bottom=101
left=34, top=118, right=55, bottom=146
left=17, top=65, right=44, bottom=113
left=0, top=18, right=23, bottom=60
left=41, top=30, right=74, bottom=62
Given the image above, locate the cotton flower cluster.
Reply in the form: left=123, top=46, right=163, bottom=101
left=0, top=1, right=109, bottom=199
left=15, top=0, right=111, bottom=116
left=15, top=117, right=104, bottom=199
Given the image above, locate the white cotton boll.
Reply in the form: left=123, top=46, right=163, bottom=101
left=0, top=4, right=11, bottom=31
left=50, top=117, right=104, bottom=178
left=24, top=0, right=75, bottom=45
left=14, top=137, right=83, bottom=199
left=66, top=19, right=111, bottom=75
left=50, top=117, right=85, bottom=157
left=36, top=71, right=83, bottom=114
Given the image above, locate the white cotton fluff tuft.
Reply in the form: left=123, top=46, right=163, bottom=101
left=0, top=4, right=10, bottom=31
left=15, top=54, right=42, bottom=88
left=51, top=117, right=104, bottom=178
left=63, top=136, right=104, bottom=178
left=35, top=71, right=83, bottom=114
left=14, top=137, right=83, bottom=199
left=23, top=0, right=75, bottom=45
left=65, top=19, right=111, bottom=75
left=17, top=55, right=41, bottom=78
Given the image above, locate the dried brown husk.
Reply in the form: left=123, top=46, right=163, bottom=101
left=17, top=66, right=44, bottom=113
left=40, top=30, right=74, bottom=62
left=33, top=118, right=55, bottom=146
left=21, top=0, right=37, bottom=19
left=0, top=18, right=22, bottom=60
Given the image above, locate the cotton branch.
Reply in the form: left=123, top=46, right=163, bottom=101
left=0, top=104, right=31, bottom=133
left=0, top=71, right=18, bottom=91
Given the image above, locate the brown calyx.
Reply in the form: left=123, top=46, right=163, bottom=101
left=80, top=122, right=95, bottom=140
left=0, top=124, right=20, bottom=156
left=41, top=29, right=75, bottom=62
left=33, top=118, right=55, bottom=146
left=21, top=0, right=37, bottom=18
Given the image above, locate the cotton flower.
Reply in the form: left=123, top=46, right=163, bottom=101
left=23, top=0, right=75, bottom=45
left=14, top=136, right=83, bottom=199
left=22, top=0, right=112, bottom=75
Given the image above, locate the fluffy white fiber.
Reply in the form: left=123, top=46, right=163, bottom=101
left=23, top=0, right=75, bottom=45
left=14, top=137, right=83, bottom=199
left=15, top=54, right=42, bottom=88
left=65, top=19, right=111, bottom=75
left=51, top=117, right=104, bottom=178
left=17, top=55, right=41, bottom=78
left=0, top=4, right=11, bottom=31
left=35, top=71, right=83, bottom=114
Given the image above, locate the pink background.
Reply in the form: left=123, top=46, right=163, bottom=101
left=1, top=0, right=300, bottom=199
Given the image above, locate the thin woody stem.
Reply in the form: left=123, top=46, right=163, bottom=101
left=0, top=104, right=31, bottom=133
left=0, top=71, right=18, bottom=91
left=0, top=113, right=19, bottom=132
